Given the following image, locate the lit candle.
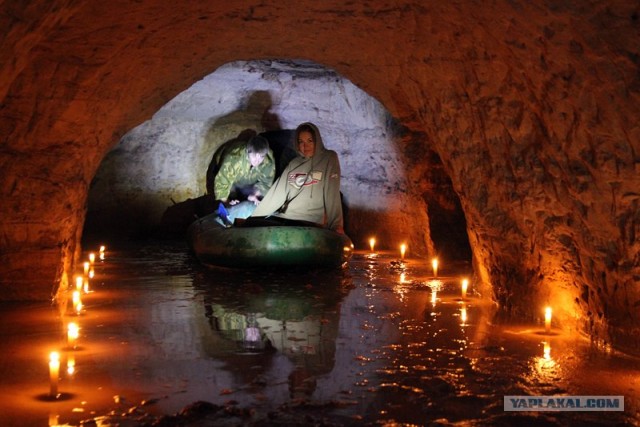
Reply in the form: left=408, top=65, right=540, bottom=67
left=75, top=276, right=83, bottom=291
left=369, top=237, right=376, bottom=253
left=83, top=262, right=90, bottom=275
left=67, top=322, right=79, bottom=349
left=49, top=352, right=60, bottom=397
left=432, top=258, right=438, bottom=277
left=89, top=252, right=95, bottom=264
left=75, top=301, right=83, bottom=315
left=400, top=243, right=407, bottom=260
left=88, top=268, right=95, bottom=279
left=83, top=278, right=90, bottom=294
left=544, top=306, right=552, bottom=334
left=461, top=278, right=469, bottom=299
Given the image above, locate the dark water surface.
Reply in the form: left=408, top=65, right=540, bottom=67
left=1, top=240, right=638, bottom=426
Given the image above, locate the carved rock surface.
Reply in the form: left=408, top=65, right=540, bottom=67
left=0, top=1, right=638, bottom=352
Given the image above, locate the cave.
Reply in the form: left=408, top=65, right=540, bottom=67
left=1, top=1, right=639, bottom=424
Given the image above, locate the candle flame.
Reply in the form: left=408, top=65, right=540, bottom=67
left=461, top=278, right=469, bottom=299
left=432, top=258, right=439, bottom=277
left=83, top=262, right=90, bottom=275
left=369, top=237, right=376, bottom=252
left=89, top=253, right=95, bottom=264
left=400, top=243, right=407, bottom=260
left=75, top=276, right=83, bottom=290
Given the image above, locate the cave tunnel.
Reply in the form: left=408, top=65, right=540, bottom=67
left=1, top=1, right=640, bottom=423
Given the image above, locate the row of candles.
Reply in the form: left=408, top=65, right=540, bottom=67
left=370, top=236, right=555, bottom=334
left=48, top=245, right=106, bottom=399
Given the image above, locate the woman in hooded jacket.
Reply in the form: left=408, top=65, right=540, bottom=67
left=249, top=122, right=344, bottom=234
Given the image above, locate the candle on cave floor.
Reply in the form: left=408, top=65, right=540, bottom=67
left=67, top=322, right=79, bottom=349
left=89, top=252, right=95, bottom=264
left=83, top=278, right=90, bottom=294
left=99, top=245, right=106, bottom=260
left=400, top=243, right=407, bottom=260
left=89, top=267, right=95, bottom=279
left=75, top=276, right=83, bottom=291
left=369, top=237, right=376, bottom=253
left=49, top=352, right=60, bottom=397
left=83, top=262, right=90, bottom=275
left=432, top=258, right=439, bottom=277
left=544, top=306, right=552, bottom=334
left=461, top=278, right=469, bottom=299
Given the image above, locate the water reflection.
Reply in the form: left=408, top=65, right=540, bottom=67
left=193, top=267, right=349, bottom=401
left=1, top=242, right=638, bottom=426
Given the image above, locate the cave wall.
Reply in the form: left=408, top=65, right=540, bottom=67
left=1, top=1, right=638, bottom=352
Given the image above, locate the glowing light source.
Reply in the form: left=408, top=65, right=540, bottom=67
left=431, top=288, right=437, bottom=307
left=544, top=306, right=552, bottom=334
left=543, top=341, right=551, bottom=360
left=400, top=243, right=407, bottom=260
left=67, top=322, right=79, bottom=349
left=461, top=278, right=469, bottom=299
left=432, top=258, right=438, bottom=277
left=99, top=245, right=106, bottom=260
left=89, top=252, right=95, bottom=264
left=369, top=237, right=376, bottom=253
left=49, top=352, right=60, bottom=397
left=75, top=276, right=83, bottom=291
left=66, top=354, right=76, bottom=376
left=460, top=305, right=467, bottom=326
left=83, top=262, right=90, bottom=275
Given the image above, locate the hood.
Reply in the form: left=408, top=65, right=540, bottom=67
left=294, top=122, right=326, bottom=158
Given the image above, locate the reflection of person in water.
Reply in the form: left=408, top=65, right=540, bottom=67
left=249, top=122, right=344, bottom=234
left=196, top=271, right=348, bottom=400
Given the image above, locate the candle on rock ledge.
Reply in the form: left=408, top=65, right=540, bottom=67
left=99, top=245, right=106, bottom=260
left=67, top=322, right=79, bottom=349
left=83, top=262, right=90, bottom=275
left=369, top=237, right=376, bottom=253
left=461, top=278, right=469, bottom=299
left=544, top=306, right=552, bottom=334
left=400, top=243, right=407, bottom=260
left=89, top=252, right=95, bottom=264
left=49, top=352, right=60, bottom=397
left=432, top=258, right=438, bottom=277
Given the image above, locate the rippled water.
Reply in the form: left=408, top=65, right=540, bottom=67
left=1, top=240, right=638, bottom=426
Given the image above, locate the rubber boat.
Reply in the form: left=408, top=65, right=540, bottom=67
left=187, top=213, right=354, bottom=268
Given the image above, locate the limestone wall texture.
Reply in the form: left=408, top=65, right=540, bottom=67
left=1, top=0, right=638, bottom=353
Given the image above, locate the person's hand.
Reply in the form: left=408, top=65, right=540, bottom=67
left=248, top=194, right=261, bottom=205
left=229, top=199, right=240, bottom=206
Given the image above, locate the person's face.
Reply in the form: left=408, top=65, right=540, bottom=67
left=248, top=152, right=266, bottom=167
left=297, top=131, right=316, bottom=158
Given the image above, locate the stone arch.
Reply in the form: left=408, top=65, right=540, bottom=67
left=1, top=1, right=639, bottom=353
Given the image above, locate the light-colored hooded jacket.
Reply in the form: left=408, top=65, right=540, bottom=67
left=251, top=122, right=344, bottom=232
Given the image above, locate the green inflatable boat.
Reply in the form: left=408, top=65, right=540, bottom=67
left=187, top=214, right=354, bottom=268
